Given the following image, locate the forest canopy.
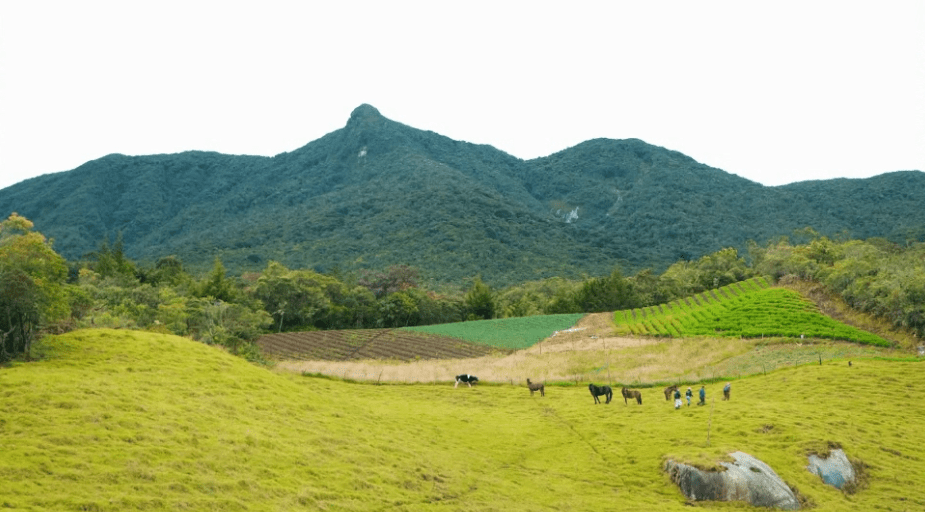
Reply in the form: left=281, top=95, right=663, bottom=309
left=2, top=213, right=922, bottom=363
left=2, top=105, right=923, bottom=286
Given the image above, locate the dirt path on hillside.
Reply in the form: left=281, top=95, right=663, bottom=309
left=526, top=312, right=658, bottom=353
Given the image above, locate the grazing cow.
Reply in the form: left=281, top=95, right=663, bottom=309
left=622, top=387, right=642, bottom=405
left=663, top=384, right=678, bottom=401
left=455, top=374, right=479, bottom=388
left=589, top=383, right=613, bottom=404
left=526, top=379, right=545, bottom=397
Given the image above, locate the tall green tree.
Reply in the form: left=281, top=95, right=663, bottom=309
left=251, top=261, right=341, bottom=331
left=137, top=255, right=187, bottom=286
left=376, top=290, right=419, bottom=327
left=573, top=268, right=639, bottom=313
left=88, top=231, right=136, bottom=279
left=185, top=297, right=272, bottom=353
left=358, top=265, right=420, bottom=299
left=196, top=257, right=237, bottom=303
left=464, top=276, right=495, bottom=320
left=0, top=213, right=68, bottom=361
left=628, top=269, right=672, bottom=307
left=692, top=247, right=751, bottom=290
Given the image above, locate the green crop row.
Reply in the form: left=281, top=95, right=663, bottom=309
left=401, top=313, right=586, bottom=350
left=613, top=277, right=891, bottom=346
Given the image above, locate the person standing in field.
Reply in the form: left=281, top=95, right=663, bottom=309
left=674, top=387, right=682, bottom=409
left=698, top=385, right=706, bottom=406
left=723, top=382, right=731, bottom=401
left=685, top=387, right=693, bottom=407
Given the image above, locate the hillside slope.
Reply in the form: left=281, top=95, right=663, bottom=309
left=2, top=104, right=924, bottom=284
left=1, top=329, right=923, bottom=511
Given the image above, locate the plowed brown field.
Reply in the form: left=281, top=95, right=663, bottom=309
left=256, top=329, right=503, bottom=361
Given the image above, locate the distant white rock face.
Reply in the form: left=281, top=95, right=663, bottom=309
left=665, top=452, right=800, bottom=510
left=807, top=448, right=856, bottom=491
left=564, top=207, right=579, bottom=223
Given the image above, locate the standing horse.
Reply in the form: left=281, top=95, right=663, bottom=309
left=527, top=379, right=545, bottom=397
left=663, top=384, right=678, bottom=401
left=589, top=383, right=613, bottom=404
left=622, top=387, right=642, bottom=405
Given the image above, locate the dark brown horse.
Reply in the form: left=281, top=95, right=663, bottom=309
left=527, top=379, right=545, bottom=397
left=622, top=387, right=642, bottom=405
left=589, top=384, right=612, bottom=404
left=663, top=384, right=678, bottom=401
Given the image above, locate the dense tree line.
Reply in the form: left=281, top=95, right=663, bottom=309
left=0, top=214, right=69, bottom=361
left=2, top=213, right=922, bottom=363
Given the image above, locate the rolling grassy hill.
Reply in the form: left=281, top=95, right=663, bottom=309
left=2, top=329, right=923, bottom=511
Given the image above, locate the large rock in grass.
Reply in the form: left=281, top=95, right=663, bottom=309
left=807, top=448, right=856, bottom=491
left=665, top=451, right=800, bottom=510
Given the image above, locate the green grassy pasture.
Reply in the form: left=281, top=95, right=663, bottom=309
left=402, top=313, right=586, bottom=350
left=614, top=279, right=892, bottom=346
left=1, top=329, right=923, bottom=511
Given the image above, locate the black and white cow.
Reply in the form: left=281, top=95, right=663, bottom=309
left=455, top=374, right=479, bottom=388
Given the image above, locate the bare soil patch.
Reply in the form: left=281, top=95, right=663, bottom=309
left=528, top=312, right=658, bottom=353
left=257, top=329, right=499, bottom=362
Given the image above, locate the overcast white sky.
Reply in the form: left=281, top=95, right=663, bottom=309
left=1, top=1, right=923, bottom=191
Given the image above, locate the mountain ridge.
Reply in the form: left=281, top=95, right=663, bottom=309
left=2, top=105, right=924, bottom=285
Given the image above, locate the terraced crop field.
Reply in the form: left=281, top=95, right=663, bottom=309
left=614, top=277, right=892, bottom=346
left=256, top=329, right=500, bottom=361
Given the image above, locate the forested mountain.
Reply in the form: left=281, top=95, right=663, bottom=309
left=2, top=104, right=923, bottom=285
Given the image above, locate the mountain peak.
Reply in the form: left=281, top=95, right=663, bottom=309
left=349, top=104, right=383, bottom=123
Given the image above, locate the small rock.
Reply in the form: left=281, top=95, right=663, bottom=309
left=807, top=448, right=856, bottom=491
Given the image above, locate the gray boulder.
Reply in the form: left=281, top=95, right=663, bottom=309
left=807, top=448, right=856, bottom=491
left=665, top=451, right=800, bottom=510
